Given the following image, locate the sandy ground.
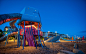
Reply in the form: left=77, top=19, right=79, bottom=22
left=0, top=40, right=86, bottom=54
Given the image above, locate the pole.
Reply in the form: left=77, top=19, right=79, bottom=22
left=38, top=23, right=43, bottom=48
left=17, top=34, right=18, bottom=47
left=19, top=25, right=20, bottom=47
left=7, top=35, right=8, bottom=44
left=38, top=23, right=40, bottom=46
left=5, top=35, right=8, bottom=46
left=23, top=21, right=25, bottom=49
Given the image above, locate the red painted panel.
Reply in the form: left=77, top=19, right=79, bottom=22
left=20, top=25, right=43, bottom=36
left=20, top=29, right=24, bottom=35
left=6, top=19, right=10, bottom=22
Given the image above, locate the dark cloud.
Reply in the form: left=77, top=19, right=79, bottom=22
left=80, top=31, right=86, bottom=33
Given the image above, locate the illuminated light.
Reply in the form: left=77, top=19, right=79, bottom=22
left=35, top=10, right=36, bottom=11
left=55, top=31, right=57, bottom=33
left=44, top=41, right=46, bottom=42
left=48, top=31, right=50, bottom=33
left=25, top=25, right=37, bottom=29
left=43, top=38, right=44, bottom=41
left=48, top=31, right=50, bottom=32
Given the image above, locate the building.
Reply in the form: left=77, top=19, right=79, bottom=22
left=43, top=31, right=60, bottom=37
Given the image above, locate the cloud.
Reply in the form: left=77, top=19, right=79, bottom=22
left=80, top=31, right=86, bottom=33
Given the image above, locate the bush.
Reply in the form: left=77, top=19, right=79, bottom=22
left=0, top=31, right=3, bottom=38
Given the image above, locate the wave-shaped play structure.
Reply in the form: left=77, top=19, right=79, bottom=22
left=0, top=7, right=44, bottom=49
left=44, top=36, right=60, bottom=42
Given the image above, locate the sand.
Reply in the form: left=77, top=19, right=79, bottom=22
left=0, top=40, right=86, bottom=54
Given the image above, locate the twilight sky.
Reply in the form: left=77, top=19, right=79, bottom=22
left=0, top=0, right=86, bottom=37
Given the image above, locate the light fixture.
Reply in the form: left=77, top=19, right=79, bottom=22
left=25, top=25, right=37, bottom=29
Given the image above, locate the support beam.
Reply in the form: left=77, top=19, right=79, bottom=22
left=5, top=36, right=8, bottom=46
left=23, top=21, right=25, bottom=49
left=19, top=25, right=20, bottom=47
left=38, top=23, right=43, bottom=48
left=7, top=35, right=8, bottom=44
left=18, top=25, right=19, bottom=47
left=17, top=34, right=18, bottom=47
left=38, top=23, right=40, bottom=46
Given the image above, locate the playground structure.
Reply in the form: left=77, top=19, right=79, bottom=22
left=0, top=7, right=44, bottom=49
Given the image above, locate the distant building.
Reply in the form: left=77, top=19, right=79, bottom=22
left=43, top=31, right=60, bottom=37
left=43, top=31, right=69, bottom=38
left=43, top=32, right=46, bottom=36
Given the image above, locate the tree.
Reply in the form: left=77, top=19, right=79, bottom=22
left=0, top=29, right=2, bottom=32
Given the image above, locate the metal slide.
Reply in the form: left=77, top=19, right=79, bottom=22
left=44, top=36, right=60, bottom=42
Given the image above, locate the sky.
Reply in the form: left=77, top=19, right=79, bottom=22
left=0, top=0, right=86, bottom=37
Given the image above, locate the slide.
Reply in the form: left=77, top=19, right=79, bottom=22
left=0, top=18, right=19, bottom=42
left=61, top=37, right=75, bottom=41
left=9, top=20, right=18, bottom=31
left=44, top=36, right=60, bottom=42
left=0, top=32, right=18, bottom=42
